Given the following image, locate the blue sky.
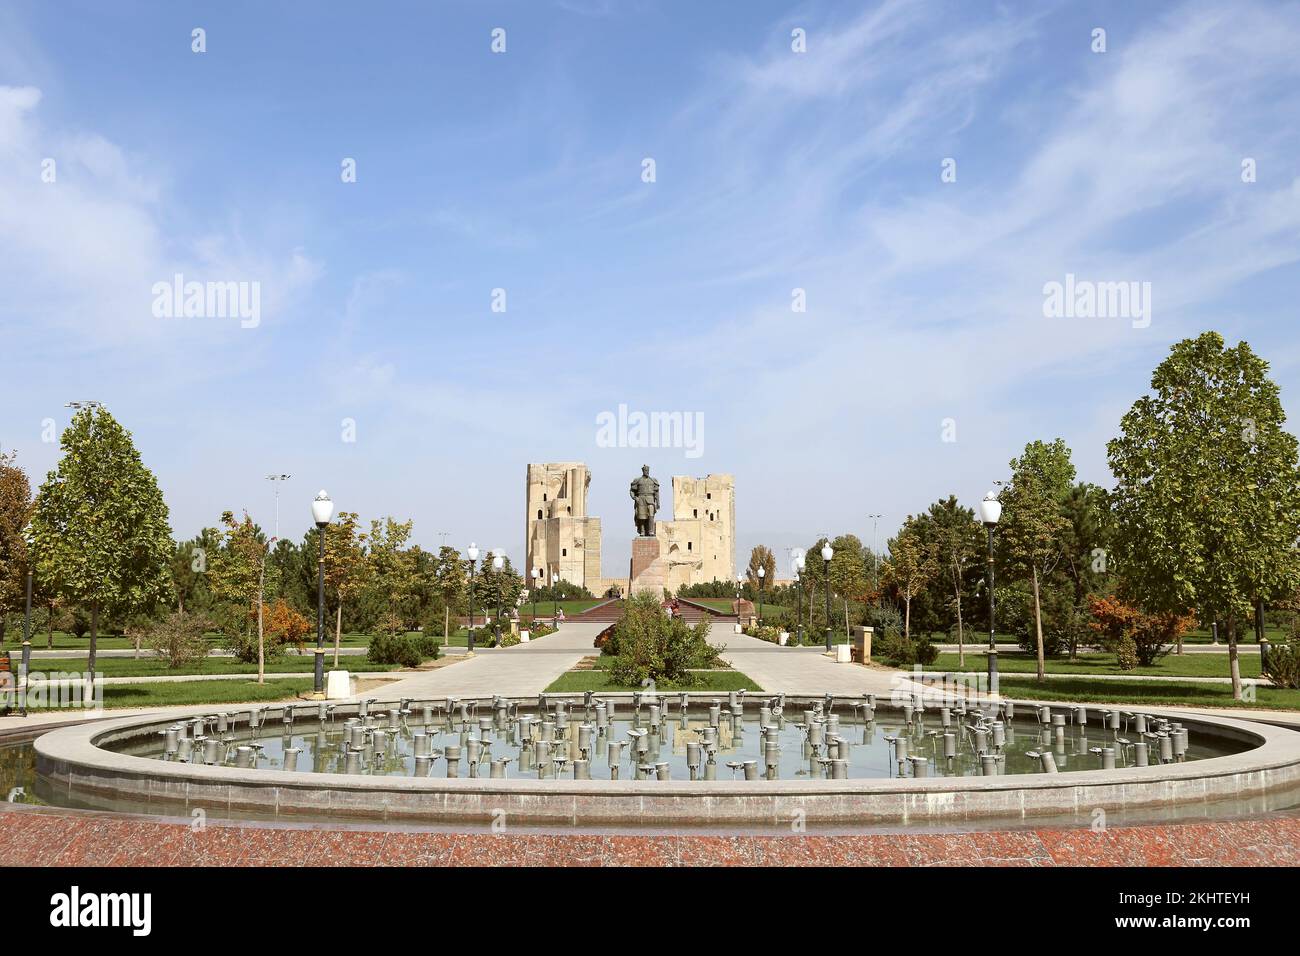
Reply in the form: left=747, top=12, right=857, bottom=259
left=3, top=0, right=1300, bottom=575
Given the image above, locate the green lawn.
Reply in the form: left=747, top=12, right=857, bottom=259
left=544, top=669, right=762, bottom=693
left=25, top=656, right=405, bottom=679
left=926, top=650, right=1262, bottom=679
left=688, top=598, right=794, bottom=624
left=996, top=676, right=1300, bottom=711
left=518, top=599, right=601, bottom=618
left=25, top=678, right=318, bottom=711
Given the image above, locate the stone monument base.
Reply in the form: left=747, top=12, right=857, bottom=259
left=630, top=537, right=667, bottom=600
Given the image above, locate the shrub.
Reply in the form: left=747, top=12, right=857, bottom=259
left=875, top=630, right=939, bottom=666
left=1008, top=586, right=1069, bottom=657
left=144, top=612, right=212, bottom=668
left=219, top=618, right=287, bottom=664
left=1088, top=596, right=1192, bottom=669
left=529, top=622, right=556, bottom=639
left=265, top=600, right=311, bottom=654
left=606, top=593, right=722, bottom=687
left=69, top=608, right=91, bottom=639
left=367, top=633, right=441, bottom=667
left=742, top=624, right=783, bottom=644
left=1264, top=639, right=1300, bottom=689
left=530, top=582, right=596, bottom=602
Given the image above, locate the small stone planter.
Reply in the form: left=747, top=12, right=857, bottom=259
left=778, top=632, right=789, bottom=646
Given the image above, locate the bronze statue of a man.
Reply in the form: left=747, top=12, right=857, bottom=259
left=629, top=465, right=659, bottom=537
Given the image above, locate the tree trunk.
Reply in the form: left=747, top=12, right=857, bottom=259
left=444, top=605, right=449, bottom=641
left=1031, top=565, right=1045, bottom=681
left=87, top=601, right=99, bottom=707
left=1227, top=613, right=1242, bottom=701
left=46, top=608, right=54, bottom=650
left=904, top=590, right=911, bottom=642
left=843, top=598, right=850, bottom=642
left=333, top=603, right=343, bottom=668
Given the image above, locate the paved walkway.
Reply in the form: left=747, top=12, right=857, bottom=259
left=372, top=623, right=605, bottom=699
left=707, top=625, right=900, bottom=696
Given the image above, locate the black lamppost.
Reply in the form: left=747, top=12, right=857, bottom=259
left=552, top=571, right=559, bottom=622
left=821, top=541, right=834, bottom=652
left=466, top=543, right=480, bottom=654
left=491, top=551, right=505, bottom=647
left=794, top=552, right=806, bottom=646
left=979, top=491, right=1001, bottom=650
left=531, top=567, right=542, bottom=626
left=20, top=523, right=33, bottom=714
left=311, top=490, right=334, bottom=698
left=757, top=565, right=765, bottom=626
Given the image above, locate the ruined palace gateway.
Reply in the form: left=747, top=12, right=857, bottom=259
left=524, top=463, right=603, bottom=591
left=524, top=462, right=734, bottom=595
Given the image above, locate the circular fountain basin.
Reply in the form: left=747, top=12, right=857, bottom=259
left=32, top=694, right=1300, bottom=828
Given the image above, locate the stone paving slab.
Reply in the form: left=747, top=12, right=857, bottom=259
left=708, top=624, right=900, bottom=696
left=371, top=623, right=606, bottom=699
left=2, top=802, right=1296, bottom=866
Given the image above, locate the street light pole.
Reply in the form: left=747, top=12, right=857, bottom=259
left=492, top=551, right=505, bottom=647
left=466, top=543, right=480, bottom=654
left=979, top=491, right=1003, bottom=655
left=265, top=474, right=291, bottom=542
left=531, top=568, right=541, bottom=625
left=20, top=524, right=33, bottom=715
left=821, top=542, right=834, bottom=652
left=794, top=572, right=802, bottom=645
left=311, top=490, right=334, bottom=698
left=757, top=565, right=765, bottom=627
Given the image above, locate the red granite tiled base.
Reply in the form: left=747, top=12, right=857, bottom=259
left=3, top=804, right=1299, bottom=866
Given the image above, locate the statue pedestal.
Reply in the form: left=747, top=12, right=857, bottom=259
left=630, top=537, right=667, bottom=600
left=632, top=537, right=660, bottom=580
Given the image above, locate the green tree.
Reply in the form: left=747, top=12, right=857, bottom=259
left=827, top=534, right=870, bottom=639
left=323, top=512, right=368, bottom=665
left=1000, top=439, right=1075, bottom=680
left=0, top=451, right=33, bottom=645
left=430, top=545, right=468, bottom=638
left=882, top=521, right=937, bottom=642
left=362, top=517, right=415, bottom=628
left=1108, top=332, right=1300, bottom=699
left=745, top=545, right=777, bottom=589
left=1058, top=482, right=1112, bottom=658
left=169, top=530, right=218, bottom=617
left=472, top=552, right=524, bottom=631
left=919, top=496, right=982, bottom=665
left=209, top=511, right=275, bottom=681
left=29, top=407, right=172, bottom=686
